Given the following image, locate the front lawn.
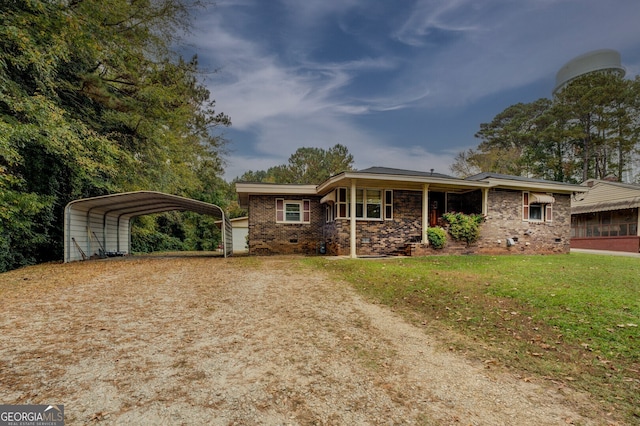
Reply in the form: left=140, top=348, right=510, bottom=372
left=305, top=253, right=639, bottom=423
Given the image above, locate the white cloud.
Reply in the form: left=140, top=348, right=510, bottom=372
left=192, top=0, right=640, bottom=181
left=191, top=9, right=402, bottom=129
left=222, top=114, right=458, bottom=180
left=392, top=0, right=483, bottom=47
left=387, top=0, right=640, bottom=108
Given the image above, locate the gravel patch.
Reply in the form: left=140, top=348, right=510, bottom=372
left=0, top=256, right=603, bottom=425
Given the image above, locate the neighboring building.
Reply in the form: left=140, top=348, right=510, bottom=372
left=236, top=167, right=586, bottom=257
left=216, top=216, right=249, bottom=254
left=571, top=179, right=640, bottom=253
left=229, top=216, right=249, bottom=254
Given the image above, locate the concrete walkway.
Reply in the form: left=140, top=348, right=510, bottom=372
left=571, top=248, right=640, bottom=258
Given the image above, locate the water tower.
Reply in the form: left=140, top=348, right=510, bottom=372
left=553, top=49, right=625, bottom=95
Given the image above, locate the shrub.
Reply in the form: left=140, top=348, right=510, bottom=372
left=427, top=227, right=447, bottom=249
left=442, top=212, right=484, bottom=245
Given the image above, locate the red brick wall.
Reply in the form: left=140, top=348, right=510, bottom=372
left=248, top=195, right=323, bottom=255
left=571, top=236, right=640, bottom=252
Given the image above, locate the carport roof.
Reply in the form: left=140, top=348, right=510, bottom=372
left=66, top=191, right=225, bottom=218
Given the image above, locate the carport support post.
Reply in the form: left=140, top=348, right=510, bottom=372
left=350, top=179, right=357, bottom=258
left=64, top=205, right=71, bottom=262
left=422, top=184, right=429, bottom=244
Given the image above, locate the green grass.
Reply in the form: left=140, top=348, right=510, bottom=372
left=304, top=253, right=640, bottom=423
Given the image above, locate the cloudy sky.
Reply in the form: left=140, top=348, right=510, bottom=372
left=181, top=0, right=640, bottom=180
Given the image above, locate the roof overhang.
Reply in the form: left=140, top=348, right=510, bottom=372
left=235, top=170, right=586, bottom=208
left=236, top=183, right=317, bottom=209
left=316, top=171, right=490, bottom=194
left=477, top=177, right=586, bottom=194
left=572, top=198, right=640, bottom=214
left=316, top=172, right=585, bottom=195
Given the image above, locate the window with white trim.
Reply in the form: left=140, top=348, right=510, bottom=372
left=325, top=204, right=334, bottom=223
left=334, top=187, right=385, bottom=220
left=523, top=192, right=553, bottom=222
left=336, top=188, right=349, bottom=218
left=384, top=190, right=393, bottom=220
left=355, top=189, right=382, bottom=220
left=276, top=199, right=311, bottom=223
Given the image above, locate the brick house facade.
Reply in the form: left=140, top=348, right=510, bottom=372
left=248, top=195, right=323, bottom=255
left=237, top=167, right=584, bottom=257
left=477, top=189, right=571, bottom=254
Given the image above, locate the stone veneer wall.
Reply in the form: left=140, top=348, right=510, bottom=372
left=323, top=190, right=423, bottom=256
left=476, top=189, right=571, bottom=254
left=324, top=188, right=572, bottom=256
left=411, top=190, right=571, bottom=256
left=248, top=195, right=323, bottom=255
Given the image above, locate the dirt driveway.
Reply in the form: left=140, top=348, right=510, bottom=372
left=0, top=256, right=603, bottom=425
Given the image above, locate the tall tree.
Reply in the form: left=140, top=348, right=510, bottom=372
left=236, top=144, right=355, bottom=184
left=452, top=73, right=640, bottom=183
left=0, top=0, right=230, bottom=271
left=460, top=99, right=552, bottom=177
left=553, top=73, right=637, bottom=181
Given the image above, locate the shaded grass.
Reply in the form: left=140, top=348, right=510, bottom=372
left=305, top=253, right=640, bottom=423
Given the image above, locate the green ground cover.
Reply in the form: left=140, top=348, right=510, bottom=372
left=305, top=253, right=639, bottom=423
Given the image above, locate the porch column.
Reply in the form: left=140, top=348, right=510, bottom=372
left=482, top=188, right=489, bottom=216
left=422, top=184, right=429, bottom=244
left=350, top=179, right=357, bottom=258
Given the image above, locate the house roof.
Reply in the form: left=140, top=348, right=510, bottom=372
left=572, top=180, right=640, bottom=214
left=235, top=183, right=317, bottom=209
left=465, top=172, right=585, bottom=193
left=236, top=167, right=586, bottom=208
left=216, top=216, right=248, bottom=228
left=356, top=166, right=454, bottom=179
left=316, top=167, right=482, bottom=194
left=467, top=172, right=564, bottom=184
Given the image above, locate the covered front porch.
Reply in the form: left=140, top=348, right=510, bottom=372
left=320, top=178, right=488, bottom=258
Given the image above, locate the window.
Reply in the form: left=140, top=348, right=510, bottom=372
left=334, top=187, right=385, bottom=220
left=286, top=203, right=301, bottom=221
left=325, top=204, right=334, bottom=223
left=529, top=204, right=543, bottom=220
left=366, top=189, right=382, bottom=219
left=276, top=199, right=310, bottom=223
left=355, top=189, right=364, bottom=218
left=523, top=192, right=552, bottom=222
left=336, top=188, right=349, bottom=218
left=355, top=189, right=381, bottom=219
left=385, top=190, right=393, bottom=220
left=571, top=208, right=638, bottom=238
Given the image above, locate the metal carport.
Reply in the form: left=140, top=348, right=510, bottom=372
left=64, top=191, right=232, bottom=262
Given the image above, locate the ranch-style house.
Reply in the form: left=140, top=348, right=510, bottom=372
left=236, top=167, right=587, bottom=257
